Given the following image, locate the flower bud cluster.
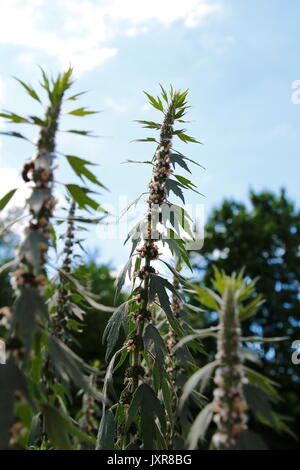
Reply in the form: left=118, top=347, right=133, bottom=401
left=212, top=302, right=248, bottom=450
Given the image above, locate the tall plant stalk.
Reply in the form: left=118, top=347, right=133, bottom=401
left=99, top=86, right=203, bottom=450
left=181, top=269, right=291, bottom=450
left=54, top=200, right=76, bottom=340
left=0, top=69, right=106, bottom=450
left=211, top=282, right=248, bottom=449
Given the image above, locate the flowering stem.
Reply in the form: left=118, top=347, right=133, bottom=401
left=54, top=200, right=76, bottom=339
left=212, top=285, right=248, bottom=450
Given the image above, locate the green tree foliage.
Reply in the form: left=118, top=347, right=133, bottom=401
left=97, top=86, right=203, bottom=450
left=73, top=261, right=126, bottom=362
left=192, top=189, right=300, bottom=446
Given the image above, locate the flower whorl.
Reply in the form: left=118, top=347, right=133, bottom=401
left=212, top=285, right=248, bottom=450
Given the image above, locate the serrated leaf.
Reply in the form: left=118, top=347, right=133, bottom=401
left=177, top=133, right=201, bottom=144
left=66, top=155, right=107, bottom=189
left=96, top=409, right=115, bottom=450
left=172, top=149, right=206, bottom=169
left=41, top=403, right=92, bottom=450
left=175, top=327, right=218, bottom=351
left=174, top=174, right=203, bottom=196
left=193, top=285, right=220, bottom=310
left=239, top=295, right=265, bottom=321
left=29, top=115, right=45, bottom=126
left=174, top=174, right=196, bottom=188
left=165, top=179, right=185, bottom=203
left=159, top=259, right=186, bottom=283
left=180, top=361, right=219, bottom=407
left=187, top=404, right=213, bottom=449
left=0, top=111, right=31, bottom=124
left=126, top=383, right=166, bottom=450
left=13, top=288, right=48, bottom=351
left=115, top=258, right=132, bottom=303
left=66, top=184, right=99, bottom=211
left=169, top=153, right=191, bottom=174
left=162, top=234, right=193, bottom=271
left=59, top=269, right=114, bottom=313
left=237, top=430, right=267, bottom=450
left=13, top=77, right=41, bottom=103
left=242, top=366, right=280, bottom=399
left=103, top=302, right=128, bottom=360
left=244, top=383, right=276, bottom=426
left=48, top=335, right=104, bottom=401
left=159, top=84, right=168, bottom=103
left=124, top=219, right=143, bottom=248
left=143, top=92, right=164, bottom=112
left=149, top=274, right=183, bottom=336
left=136, top=120, right=161, bottom=129
left=143, top=323, right=166, bottom=383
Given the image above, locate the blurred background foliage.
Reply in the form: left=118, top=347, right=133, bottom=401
left=0, top=188, right=299, bottom=449
left=191, top=188, right=300, bottom=449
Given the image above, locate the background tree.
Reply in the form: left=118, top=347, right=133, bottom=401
left=192, top=188, right=300, bottom=447
left=73, top=260, right=126, bottom=363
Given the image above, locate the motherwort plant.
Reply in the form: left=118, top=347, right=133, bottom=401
left=0, top=69, right=107, bottom=449
left=180, top=269, right=292, bottom=450
left=97, top=86, right=203, bottom=450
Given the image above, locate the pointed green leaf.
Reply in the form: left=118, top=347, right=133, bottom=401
left=41, top=403, right=92, bottom=450
left=187, top=404, right=213, bottom=449
left=13, top=288, right=48, bottom=351
left=13, top=77, right=41, bottom=103
left=0, top=188, right=17, bottom=211
left=103, top=302, right=128, bottom=360
left=143, top=92, right=164, bottom=112
left=0, top=131, right=30, bottom=141
left=96, top=409, right=115, bottom=450
left=66, top=155, right=107, bottom=189
left=115, top=258, right=132, bottom=303
left=68, top=107, right=98, bottom=116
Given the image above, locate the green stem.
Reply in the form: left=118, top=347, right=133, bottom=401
left=212, top=286, right=248, bottom=450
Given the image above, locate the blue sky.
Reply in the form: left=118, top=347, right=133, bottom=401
left=0, top=0, right=299, bottom=268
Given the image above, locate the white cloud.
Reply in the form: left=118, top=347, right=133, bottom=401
left=0, top=0, right=221, bottom=73
left=104, top=97, right=128, bottom=113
